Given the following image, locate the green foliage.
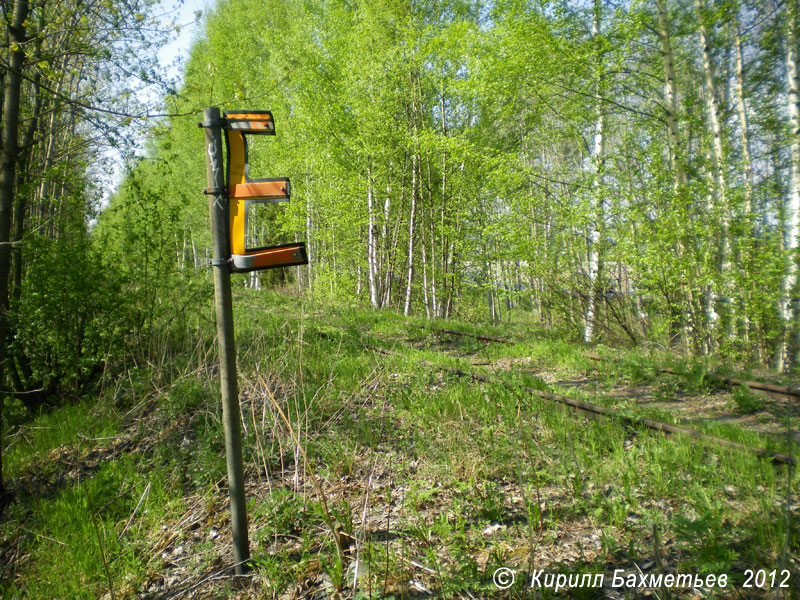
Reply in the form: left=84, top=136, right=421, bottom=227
left=674, top=508, right=740, bottom=575
left=730, top=384, right=765, bottom=415
left=12, top=232, right=126, bottom=397
left=75, top=0, right=797, bottom=373
left=252, top=489, right=309, bottom=541
left=0, top=0, right=184, bottom=426
left=672, top=361, right=722, bottom=394
left=472, top=481, right=505, bottom=522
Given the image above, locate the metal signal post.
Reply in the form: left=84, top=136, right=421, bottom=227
left=202, top=107, right=250, bottom=573
left=201, top=106, right=304, bottom=576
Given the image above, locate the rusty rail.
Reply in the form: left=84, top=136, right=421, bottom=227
left=431, top=326, right=800, bottom=400
left=432, top=327, right=514, bottom=344
left=584, top=353, right=800, bottom=400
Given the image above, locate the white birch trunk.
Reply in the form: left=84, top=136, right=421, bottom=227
left=295, top=232, right=304, bottom=294
left=734, top=20, right=753, bottom=214
left=778, top=0, right=800, bottom=372
left=379, top=167, right=392, bottom=307
left=434, top=85, right=447, bottom=319
left=403, top=153, right=417, bottom=316
left=696, top=0, right=733, bottom=341
left=177, top=231, right=185, bottom=274
left=444, top=240, right=455, bottom=318
left=583, top=0, right=605, bottom=345
left=732, top=14, right=754, bottom=350
left=384, top=170, right=405, bottom=308
left=421, top=155, right=436, bottom=319
left=421, top=211, right=431, bottom=319
left=701, top=155, right=719, bottom=354
left=658, top=0, right=697, bottom=348
left=429, top=216, right=437, bottom=319
left=657, top=0, right=688, bottom=188
left=437, top=174, right=446, bottom=319
left=384, top=211, right=401, bottom=308
left=367, top=164, right=379, bottom=308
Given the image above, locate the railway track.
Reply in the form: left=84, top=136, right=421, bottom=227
left=316, top=323, right=796, bottom=464
left=430, top=326, right=800, bottom=401
left=364, top=342, right=796, bottom=466
left=583, top=353, right=800, bottom=400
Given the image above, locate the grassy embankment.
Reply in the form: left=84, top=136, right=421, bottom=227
left=1, top=290, right=798, bottom=598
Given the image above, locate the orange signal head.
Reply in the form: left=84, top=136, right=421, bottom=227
left=223, top=110, right=275, bottom=135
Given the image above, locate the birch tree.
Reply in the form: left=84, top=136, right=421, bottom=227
left=404, top=152, right=418, bottom=316
left=367, top=163, right=379, bottom=308
left=696, top=0, right=733, bottom=349
left=584, top=0, right=606, bottom=344
left=778, top=0, right=800, bottom=372
left=655, top=0, right=696, bottom=348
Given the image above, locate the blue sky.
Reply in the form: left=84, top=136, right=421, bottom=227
left=96, top=0, right=217, bottom=207
left=156, top=0, right=217, bottom=84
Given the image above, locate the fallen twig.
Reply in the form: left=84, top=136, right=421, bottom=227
left=119, top=482, right=151, bottom=540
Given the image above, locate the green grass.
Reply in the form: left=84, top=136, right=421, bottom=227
left=3, top=399, right=121, bottom=481
left=2, top=445, right=186, bottom=598
left=3, top=292, right=799, bottom=598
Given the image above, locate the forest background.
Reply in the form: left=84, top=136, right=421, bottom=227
left=1, top=0, right=800, bottom=495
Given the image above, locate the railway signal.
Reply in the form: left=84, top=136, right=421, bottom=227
left=222, top=110, right=307, bottom=272
left=201, top=107, right=305, bottom=574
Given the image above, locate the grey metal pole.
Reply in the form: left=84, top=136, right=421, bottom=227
left=202, top=106, right=250, bottom=574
